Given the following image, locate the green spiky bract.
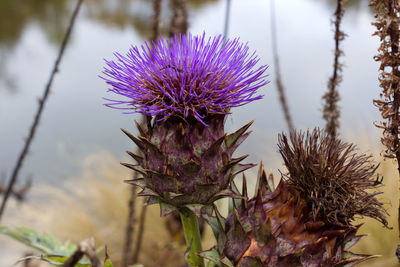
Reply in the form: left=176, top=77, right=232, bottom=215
left=123, top=115, right=254, bottom=216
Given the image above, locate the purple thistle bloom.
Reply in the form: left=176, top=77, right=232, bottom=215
left=101, top=33, right=269, bottom=124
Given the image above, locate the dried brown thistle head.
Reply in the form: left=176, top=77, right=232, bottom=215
left=278, top=128, right=388, bottom=227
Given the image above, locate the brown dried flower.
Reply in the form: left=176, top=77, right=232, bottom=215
left=371, top=0, right=400, bottom=160
left=278, top=128, right=388, bottom=227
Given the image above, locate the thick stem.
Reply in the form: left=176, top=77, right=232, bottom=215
left=179, top=208, right=204, bottom=267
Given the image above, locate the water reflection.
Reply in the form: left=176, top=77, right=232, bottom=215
left=0, top=0, right=368, bottom=49
left=85, top=0, right=218, bottom=39
left=0, top=0, right=219, bottom=48
left=0, top=0, right=71, bottom=93
left=0, top=0, right=220, bottom=93
left=0, top=0, right=70, bottom=46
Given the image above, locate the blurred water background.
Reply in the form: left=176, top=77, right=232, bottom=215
left=0, top=0, right=396, bottom=266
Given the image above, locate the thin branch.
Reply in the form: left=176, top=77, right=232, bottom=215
left=121, top=186, right=137, bottom=267
left=0, top=0, right=84, bottom=221
left=151, top=0, right=162, bottom=43
left=168, top=0, right=188, bottom=37
left=12, top=255, right=40, bottom=267
left=131, top=199, right=147, bottom=264
left=322, top=0, right=345, bottom=138
left=270, top=0, right=294, bottom=133
left=0, top=180, right=31, bottom=202
left=62, top=238, right=101, bottom=267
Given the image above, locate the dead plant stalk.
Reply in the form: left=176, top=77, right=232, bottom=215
left=0, top=0, right=84, bottom=221
left=323, top=0, right=345, bottom=138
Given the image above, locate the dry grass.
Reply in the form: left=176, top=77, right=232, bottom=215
left=2, top=151, right=189, bottom=266
left=352, top=157, right=399, bottom=266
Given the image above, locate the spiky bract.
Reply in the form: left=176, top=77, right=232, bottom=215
left=124, top=115, right=254, bottom=215
left=278, top=129, right=388, bottom=226
left=102, top=33, right=268, bottom=124
left=202, top=164, right=378, bottom=267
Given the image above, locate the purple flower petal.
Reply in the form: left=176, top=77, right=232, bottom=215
left=101, top=33, right=269, bottom=123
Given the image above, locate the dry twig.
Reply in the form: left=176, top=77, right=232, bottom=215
left=122, top=186, right=137, bottom=267
left=168, top=0, right=188, bottom=37
left=370, top=0, right=400, bottom=261
left=0, top=180, right=31, bottom=202
left=62, top=238, right=101, bottom=267
left=322, top=0, right=345, bottom=138
left=0, top=0, right=84, bottom=221
left=132, top=200, right=147, bottom=263
left=270, top=0, right=294, bottom=132
left=151, top=0, right=162, bottom=42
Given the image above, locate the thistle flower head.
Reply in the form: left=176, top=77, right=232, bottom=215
left=102, top=33, right=268, bottom=124
left=278, top=128, right=388, bottom=226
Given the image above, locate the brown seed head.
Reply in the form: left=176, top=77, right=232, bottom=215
left=278, top=128, right=388, bottom=227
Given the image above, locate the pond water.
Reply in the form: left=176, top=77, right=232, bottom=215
left=0, top=0, right=385, bottom=264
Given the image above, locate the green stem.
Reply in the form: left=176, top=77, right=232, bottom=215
left=179, top=208, right=204, bottom=267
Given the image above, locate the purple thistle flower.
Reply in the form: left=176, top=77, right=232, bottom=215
left=101, top=33, right=269, bottom=124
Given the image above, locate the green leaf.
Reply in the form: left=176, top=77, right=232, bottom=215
left=104, top=257, right=114, bottom=267
left=0, top=226, right=71, bottom=254
left=200, top=248, right=223, bottom=267
left=43, top=255, right=90, bottom=266
left=0, top=225, right=89, bottom=266
left=220, top=256, right=235, bottom=267
left=202, top=214, right=220, bottom=240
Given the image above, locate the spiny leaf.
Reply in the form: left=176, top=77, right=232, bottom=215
left=120, top=163, right=146, bottom=175
left=214, top=205, right=226, bottom=232
left=126, top=151, right=144, bottom=165
left=203, top=134, right=226, bottom=158
left=334, top=252, right=379, bottom=266
left=225, top=120, right=253, bottom=148
left=138, top=136, right=163, bottom=157
left=241, top=174, right=248, bottom=210
left=267, top=172, right=275, bottom=192
left=134, top=119, right=147, bottom=137
left=255, top=161, right=274, bottom=195
left=231, top=163, right=256, bottom=177
left=137, top=188, right=160, bottom=197
left=220, top=155, right=249, bottom=173
left=220, top=256, right=235, bottom=267
left=121, top=128, right=145, bottom=151
left=124, top=178, right=146, bottom=188
left=199, top=248, right=224, bottom=267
